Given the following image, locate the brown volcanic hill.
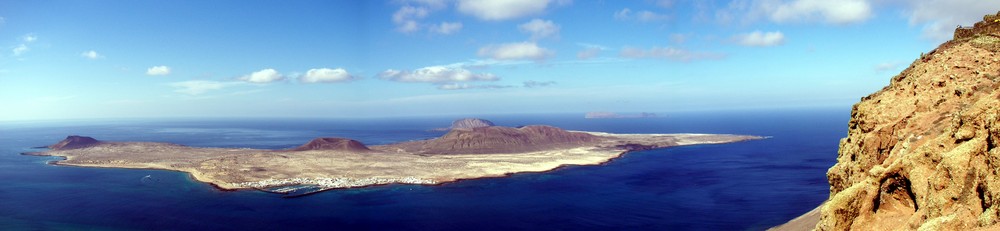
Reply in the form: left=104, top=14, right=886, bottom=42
left=815, top=12, right=1000, bottom=230
left=416, top=125, right=602, bottom=154
left=450, top=118, right=495, bottom=130
left=48, top=135, right=101, bottom=150
left=291, top=137, right=371, bottom=152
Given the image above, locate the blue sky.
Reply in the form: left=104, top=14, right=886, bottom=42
left=2, top=0, right=999, bottom=121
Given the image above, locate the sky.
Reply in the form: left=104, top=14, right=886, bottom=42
left=2, top=0, right=999, bottom=121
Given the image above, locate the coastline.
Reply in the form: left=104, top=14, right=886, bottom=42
left=27, top=133, right=763, bottom=196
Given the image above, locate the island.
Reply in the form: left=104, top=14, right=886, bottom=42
left=24, top=119, right=761, bottom=196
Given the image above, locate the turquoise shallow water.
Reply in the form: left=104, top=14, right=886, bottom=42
left=0, top=109, right=846, bottom=230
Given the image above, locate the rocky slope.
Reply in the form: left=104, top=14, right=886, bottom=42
left=817, top=12, right=1000, bottom=230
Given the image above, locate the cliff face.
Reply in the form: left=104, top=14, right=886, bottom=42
left=819, top=15, right=1000, bottom=230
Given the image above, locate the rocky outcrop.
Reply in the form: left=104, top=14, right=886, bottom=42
left=48, top=135, right=101, bottom=150
left=817, top=13, right=1000, bottom=230
left=417, top=125, right=602, bottom=154
left=291, top=137, right=371, bottom=152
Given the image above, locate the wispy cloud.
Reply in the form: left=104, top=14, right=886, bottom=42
left=903, top=0, right=1000, bottom=41
left=523, top=80, right=556, bottom=88
left=12, top=44, right=28, bottom=56
left=456, top=0, right=562, bottom=21
left=169, top=80, right=237, bottom=95
left=146, top=66, right=171, bottom=76
left=478, top=42, right=554, bottom=61
left=734, top=30, right=785, bottom=47
left=429, top=22, right=463, bottom=34
left=619, top=46, right=725, bottom=61
left=438, top=83, right=514, bottom=90
left=12, top=33, right=37, bottom=57
left=577, top=47, right=601, bottom=59
left=22, top=34, right=37, bottom=42
left=519, top=19, right=559, bottom=40
left=393, top=6, right=430, bottom=33
left=391, top=2, right=460, bottom=35
left=379, top=65, right=498, bottom=83
left=81, top=50, right=103, bottom=59
left=715, top=0, right=871, bottom=25
left=614, top=8, right=670, bottom=22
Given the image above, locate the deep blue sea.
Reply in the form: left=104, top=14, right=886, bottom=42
left=0, top=108, right=847, bottom=230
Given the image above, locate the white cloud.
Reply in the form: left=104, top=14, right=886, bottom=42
left=169, top=80, right=232, bottom=95
left=519, top=19, right=559, bottom=40
left=81, top=50, right=102, bottom=59
left=614, top=8, right=669, bottom=22
left=300, top=68, right=355, bottom=83
left=393, top=6, right=430, bottom=33
left=430, top=22, right=463, bottom=34
left=22, top=34, right=37, bottom=42
left=456, top=0, right=554, bottom=21
left=391, top=3, right=461, bottom=35
left=768, top=0, right=871, bottom=24
left=239, top=68, right=285, bottom=83
left=717, top=0, right=871, bottom=25
left=378, top=65, right=498, bottom=83
left=619, top=46, right=725, bottom=61
left=12, top=44, right=28, bottom=56
left=735, top=30, right=785, bottom=47
left=146, top=66, right=171, bottom=76
left=904, top=0, right=1000, bottom=41
left=478, top=42, right=554, bottom=60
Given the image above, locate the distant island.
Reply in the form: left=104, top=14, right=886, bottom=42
left=585, top=112, right=658, bottom=119
left=25, top=118, right=760, bottom=196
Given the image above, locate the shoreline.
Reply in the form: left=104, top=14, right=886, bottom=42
left=26, top=133, right=763, bottom=197
left=31, top=140, right=753, bottom=197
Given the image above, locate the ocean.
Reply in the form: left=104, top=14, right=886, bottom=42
left=0, top=108, right=847, bottom=230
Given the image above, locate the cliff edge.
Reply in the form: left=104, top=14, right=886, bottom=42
left=817, top=11, right=1000, bottom=230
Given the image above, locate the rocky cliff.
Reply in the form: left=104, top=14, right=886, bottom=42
left=817, top=13, right=1000, bottom=230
